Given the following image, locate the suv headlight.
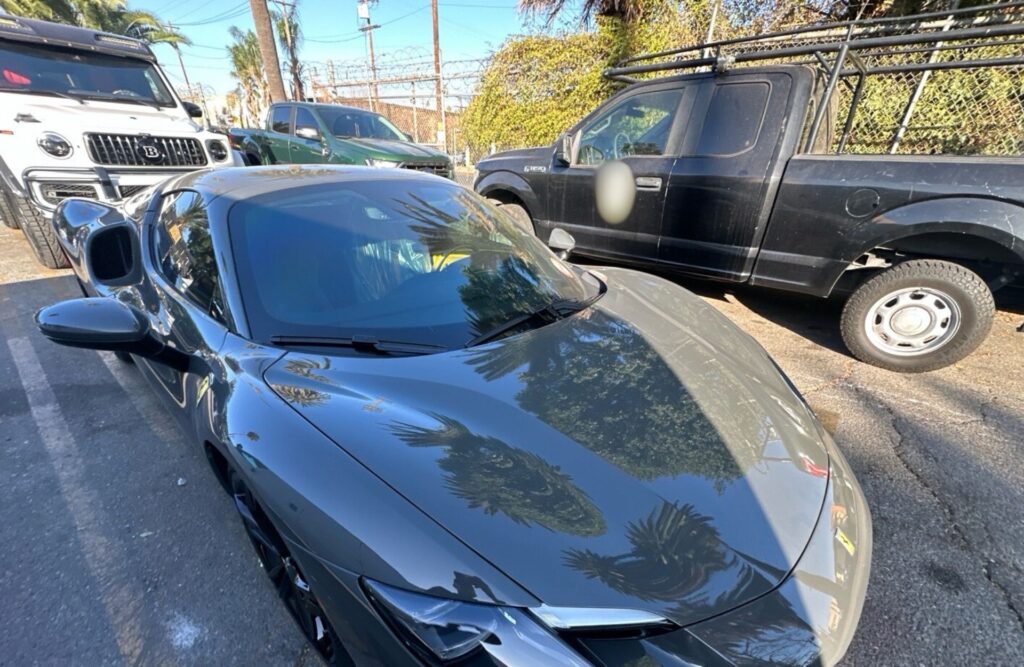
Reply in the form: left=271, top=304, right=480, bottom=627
left=364, top=579, right=589, bottom=665
left=37, top=132, right=73, bottom=159
left=365, top=158, right=400, bottom=169
left=206, top=139, right=229, bottom=162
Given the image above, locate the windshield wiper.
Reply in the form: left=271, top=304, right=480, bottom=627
left=69, top=90, right=162, bottom=109
left=270, top=335, right=448, bottom=356
left=1, top=88, right=86, bottom=104
left=466, top=277, right=608, bottom=348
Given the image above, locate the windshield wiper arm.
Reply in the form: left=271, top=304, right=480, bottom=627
left=466, top=278, right=608, bottom=349
left=270, top=335, right=448, bottom=356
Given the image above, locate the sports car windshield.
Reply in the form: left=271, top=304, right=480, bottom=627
left=0, top=42, right=176, bottom=107
left=228, top=179, right=601, bottom=350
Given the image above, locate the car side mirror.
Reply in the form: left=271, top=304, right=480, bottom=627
left=548, top=228, right=576, bottom=259
left=295, top=126, right=321, bottom=141
left=183, top=101, right=203, bottom=118
left=36, top=298, right=189, bottom=370
left=554, top=133, right=572, bottom=167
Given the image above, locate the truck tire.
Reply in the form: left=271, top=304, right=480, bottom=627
left=489, top=200, right=534, bottom=236
left=12, top=195, right=70, bottom=269
left=0, top=185, right=18, bottom=229
left=840, top=259, right=994, bottom=372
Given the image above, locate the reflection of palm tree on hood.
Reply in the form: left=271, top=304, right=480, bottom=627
left=467, top=315, right=764, bottom=484
left=390, top=414, right=606, bottom=537
left=565, top=502, right=767, bottom=611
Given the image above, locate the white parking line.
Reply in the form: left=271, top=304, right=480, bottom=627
left=7, top=337, right=146, bottom=663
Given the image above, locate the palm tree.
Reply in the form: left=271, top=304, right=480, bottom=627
left=2, top=0, right=189, bottom=46
left=228, top=27, right=268, bottom=126
left=273, top=4, right=304, bottom=101
left=518, top=0, right=646, bottom=24
left=248, top=0, right=287, bottom=102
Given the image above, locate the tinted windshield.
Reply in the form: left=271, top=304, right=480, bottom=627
left=229, top=179, right=599, bottom=350
left=0, top=42, right=175, bottom=107
left=317, top=107, right=405, bottom=141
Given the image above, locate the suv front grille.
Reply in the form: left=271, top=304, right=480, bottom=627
left=117, top=185, right=149, bottom=198
left=85, top=133, right=208, bottom=167
left=39, top=183, right=99, bottom=206
left=401, top=162, right=450, bottom=178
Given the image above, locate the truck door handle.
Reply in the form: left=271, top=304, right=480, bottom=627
left=635, top=177, right=662, bottom=191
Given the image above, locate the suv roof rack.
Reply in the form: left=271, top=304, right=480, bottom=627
left=0, top=14, right=155, bottom=61
left=605, top=1, right=1024, bottom=153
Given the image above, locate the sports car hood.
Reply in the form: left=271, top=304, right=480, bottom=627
left=265, top=269, right=831, bottom=626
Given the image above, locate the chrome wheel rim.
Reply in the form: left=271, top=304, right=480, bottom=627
left=864, top=286, right=961, bottom=356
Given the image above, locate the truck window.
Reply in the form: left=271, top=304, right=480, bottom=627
left=294, top=107, right=319, bottom=136
left=576, top=89, right=683, bottom=166
left=694, top=82, right=770, bottom=156
left=271, top=106, right=292, bottom=134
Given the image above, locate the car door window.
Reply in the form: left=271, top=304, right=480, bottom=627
left=153, top=191, right=228, bottom=324
left=294, top=107, right=319, bottom=137
left=576, top=89, right=683, bottom=166
left=270, top=105, right=292, bottom=134
left=693, top=82, right=770, bottom=156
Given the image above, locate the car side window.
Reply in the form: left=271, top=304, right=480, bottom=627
left=153, top=191, right=228, bottom=324
left=694, top=82, right=770, bottom=156
left=575, top=89, right=683, bottom=166
left=294, top=107, right=319, bottom=136
left=270, top=105, right=292, bottom=134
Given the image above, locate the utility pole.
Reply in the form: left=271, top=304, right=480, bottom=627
left=358, top=0, right=380, bottom=111
left=431, top=0, right=443, bottom=148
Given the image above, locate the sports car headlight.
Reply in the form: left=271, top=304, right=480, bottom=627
left=37, top=132, right=73, bottom=159
left=364, top=579, right=589, bottom=665
left=365, top=158, right=401, bottom=168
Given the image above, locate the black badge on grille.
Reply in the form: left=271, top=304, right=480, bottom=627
left=135, top=136, right=165, bottom=164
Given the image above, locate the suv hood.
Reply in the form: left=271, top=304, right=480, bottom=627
left=7, top=96, right=202, bottom=134
left=338, top=137, right=448, bottom=163
left=265, top=268, right=830, bottom=626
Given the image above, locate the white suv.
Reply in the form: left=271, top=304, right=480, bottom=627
left=0, top=15, right=241, bottom=268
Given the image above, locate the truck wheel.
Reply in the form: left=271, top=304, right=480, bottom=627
left=490, top=201, right=534, bottom=236
left=0, top=188, right=18, bottom=230
left=840, top=259, right=994, bottom=372
left=12, top=195, right=69, bottom=269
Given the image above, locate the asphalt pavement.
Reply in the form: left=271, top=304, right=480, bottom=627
left=1, top=223, right=1022, bottom=665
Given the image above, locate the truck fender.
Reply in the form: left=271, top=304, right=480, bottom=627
left=830, top=196, right=1024, bottom=292
left=474, top=170, right=541, bottom=220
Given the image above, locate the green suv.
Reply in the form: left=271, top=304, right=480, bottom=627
left=229, top=102, right=453, bottom=178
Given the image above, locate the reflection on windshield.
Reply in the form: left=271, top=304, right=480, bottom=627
left=390, top=414, right=606, bottom=536
left=0, top=42, right=175, bottom=107
left=229, top=182, right=594, bottom=350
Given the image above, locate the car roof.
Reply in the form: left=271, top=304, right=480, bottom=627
left=165, top=164, right=450, bottom=201
left=0, top=15, right=156, bottom=61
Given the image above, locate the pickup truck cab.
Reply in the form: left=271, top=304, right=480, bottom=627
left=230, top=102, right=453, bottom=178
left=476, top=63, right=1024, bottom=372
left=0, top=16, right=239, bottom=269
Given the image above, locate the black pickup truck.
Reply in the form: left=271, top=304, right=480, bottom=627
left=475, top=7, right=1024, bottom=372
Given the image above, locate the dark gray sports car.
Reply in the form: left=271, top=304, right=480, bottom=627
left=37, top=165, right=871, bottom=666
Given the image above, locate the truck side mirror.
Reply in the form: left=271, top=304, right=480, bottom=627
left=554, top=133, right=572, bottom=167
left=295, top=126, right=321, bottom=141
left=183, top=102, right=203, bottom=118
left=548, top=228, right=576, bottom=259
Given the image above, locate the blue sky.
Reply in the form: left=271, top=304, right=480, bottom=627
left=136, top=0, right=549, bottom=95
